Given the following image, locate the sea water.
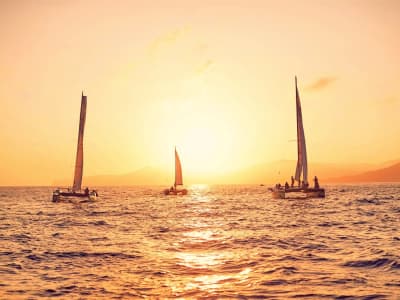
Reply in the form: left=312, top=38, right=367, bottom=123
left=0, top=184, right=399, bottom=299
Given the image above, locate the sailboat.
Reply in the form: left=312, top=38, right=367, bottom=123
left=52, top=92, right=98, bottom=202
left=163, top=148, right=188, bottom=195
left=270, top=77, right=325, bottom=199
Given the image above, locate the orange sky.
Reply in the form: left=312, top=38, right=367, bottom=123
left=1, top=0, right=399, bottom=185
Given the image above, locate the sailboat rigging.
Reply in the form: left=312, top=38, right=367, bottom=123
left=269, top=77, right=325, bottom=199
left=52, top=92, right=98, bottom=202
left=164, top=147, right=188, bottom=195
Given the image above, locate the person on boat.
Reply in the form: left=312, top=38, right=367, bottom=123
left=84, top=187, right=89, bottom=195
left=291, top=176, right=294, bottom=187
left=170, top=186, right=174, bottom=192
left=314, top=176, right=319, bottom=189
left=285, top=182, right=289, bottom=190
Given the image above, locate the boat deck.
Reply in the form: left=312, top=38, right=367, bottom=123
left=163, top=188, right=188, bottom=196
left=269, top=187, right=325, bottom=199
left=52, top=189, right=98, bottom=202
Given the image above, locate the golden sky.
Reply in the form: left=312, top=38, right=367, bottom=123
left=1, top=0, right=399, bottom=185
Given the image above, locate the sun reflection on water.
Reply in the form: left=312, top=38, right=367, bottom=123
left=182, top=229, right=220, bottom=241
left=176, top=252, right=227, bottom=268
left=187, top=267, right=252, bottom=291
left=171, top=186, right=252, bottom=296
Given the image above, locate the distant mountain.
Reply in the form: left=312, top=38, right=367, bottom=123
left=53, top=160, right=387, bottom=186
left=53, top=166, right=170, bottom=186
left=329, top=162, right=400, bottom=183
left=221, top=160, right=376, bottom=185
left=381, top=159, right=400, bottom=168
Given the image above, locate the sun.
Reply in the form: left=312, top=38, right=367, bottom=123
left=144, top=78, right=246, bottom=177
left=179, top=126, right=220, bottom=173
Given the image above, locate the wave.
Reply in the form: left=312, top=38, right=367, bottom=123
left=334, top=294, right=386, bottom=300
left=175, top=239, right=231, bottom=251
left=262, top=266, right=298, bottom=275
left=355, top=198, right=382, bottom=205
left=343, top=257, right=400, bottom=270
left=318, top=221, right=343, bottom=227
left=88, top=236, right=109, bottom=242
left=261, top=278, right=306, bottom=286
left=323, top=276, right=367, bottom=285
left=26, top=251, right=141, bottom=261
left=10, top=233, right=32, bottom=242
left=47, top=251, right=140, bottom=259
left=34, top=285, right=117, bottom=298
left=270, top=253, right=330, bottom=263
left=292, top=293, right=386, bottom=299
left=88, top=220, right=109, bottom=226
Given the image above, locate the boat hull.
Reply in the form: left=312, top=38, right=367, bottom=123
left=306, top=189, right=325, bottom=198
left=269, top=187, right=325, bottom=199
left=52, top=190, right=98, bottom=202
left=163, top=189, right=188, bottom=196
left=271, top=189, right=286, bottom=199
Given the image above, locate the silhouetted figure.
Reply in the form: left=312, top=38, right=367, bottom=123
left=170, top=186, right=174, bottom=192
left=314, top=176, right=320, bottom=189
left=84, top=187, right=89, bottom=195
left=285, top=182, right=289, bottom=189
left=291, top=176, right=294, bottom=187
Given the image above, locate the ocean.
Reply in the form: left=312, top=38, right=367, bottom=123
left=0, top=184, right=399, bottom=299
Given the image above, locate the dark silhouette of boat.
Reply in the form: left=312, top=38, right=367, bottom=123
left=269, top=77, right=325, bottom=199
left=52, top=92, right=98, bottom=202
left=163, top=147, right=188, bottom=195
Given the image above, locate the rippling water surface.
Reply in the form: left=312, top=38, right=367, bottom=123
left=0, top=184, right=400, bottom=299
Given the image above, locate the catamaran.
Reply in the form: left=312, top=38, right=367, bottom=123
left=163, top=148, right=188, bottom=195
left=52, top=92, right=98, bottom=202
left=269, top=77, right=325, bottom=199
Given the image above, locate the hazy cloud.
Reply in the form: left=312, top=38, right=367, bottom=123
left=195, top=59, right=214, bottom=75
left=194, top=43, right=208, bottom=54
left=383, top=96, right=399, bottom=104
left=306, top=77, right=337, bottom=91
left=147, top=26, right=190, bottom=57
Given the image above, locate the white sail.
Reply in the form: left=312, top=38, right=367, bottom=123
left=294, top=77, right=308, bottom=184
left=72, top=92, right=87, bottom=191
left=174, top=148, right=183, bottom=187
